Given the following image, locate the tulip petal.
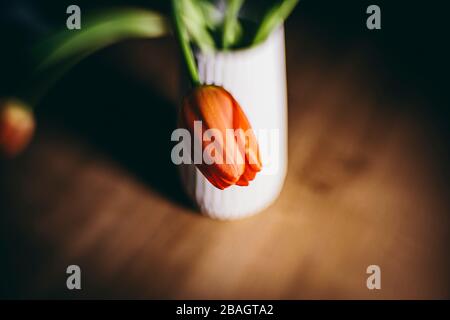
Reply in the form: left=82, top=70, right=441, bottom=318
left=179, top=85, right=261, bottom=190
left=230, top=98, right=262, bottom=172
left=197, top=163, right=235, bottom=189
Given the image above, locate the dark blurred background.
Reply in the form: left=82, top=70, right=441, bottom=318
left=0, top=0, right=449, bottom=299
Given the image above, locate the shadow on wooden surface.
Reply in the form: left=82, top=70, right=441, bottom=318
left=40, top=39, right=191, bottom=209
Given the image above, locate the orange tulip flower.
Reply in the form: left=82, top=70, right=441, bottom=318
left=180, top=85, right=262, bottom=189
left=0, top=98, right=36, bottom=157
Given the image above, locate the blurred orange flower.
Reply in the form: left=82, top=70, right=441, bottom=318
left=0, top=99, right=35, bottom=157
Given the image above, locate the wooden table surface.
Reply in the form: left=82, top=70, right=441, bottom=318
left=1, top=19, right=449, bottom=299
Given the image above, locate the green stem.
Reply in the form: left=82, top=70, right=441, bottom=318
left=171, top=0, right=200, bottom=86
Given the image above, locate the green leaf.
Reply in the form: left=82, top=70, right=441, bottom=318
left=35, top=8, right=169, bottom=72
left=253, top=0, right=299, bottom=45
left=178, top=0, right=216, bottom=52
left=197, top=0, right=223, bottom=31
left=222, top=0, right=244, bottom=49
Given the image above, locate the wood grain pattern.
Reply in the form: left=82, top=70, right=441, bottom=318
left=1, top=21, right=449, bottom=299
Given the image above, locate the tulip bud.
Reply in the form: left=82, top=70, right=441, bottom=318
left=0, top=98, right=35, bottom=157
left=180, top=85, right=262, bottom=189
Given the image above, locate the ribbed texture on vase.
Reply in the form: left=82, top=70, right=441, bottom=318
left=180, top=27, right=288, bottom=220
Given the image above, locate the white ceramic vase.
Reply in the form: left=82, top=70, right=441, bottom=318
left=179, top=27, right=288, bottom=220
